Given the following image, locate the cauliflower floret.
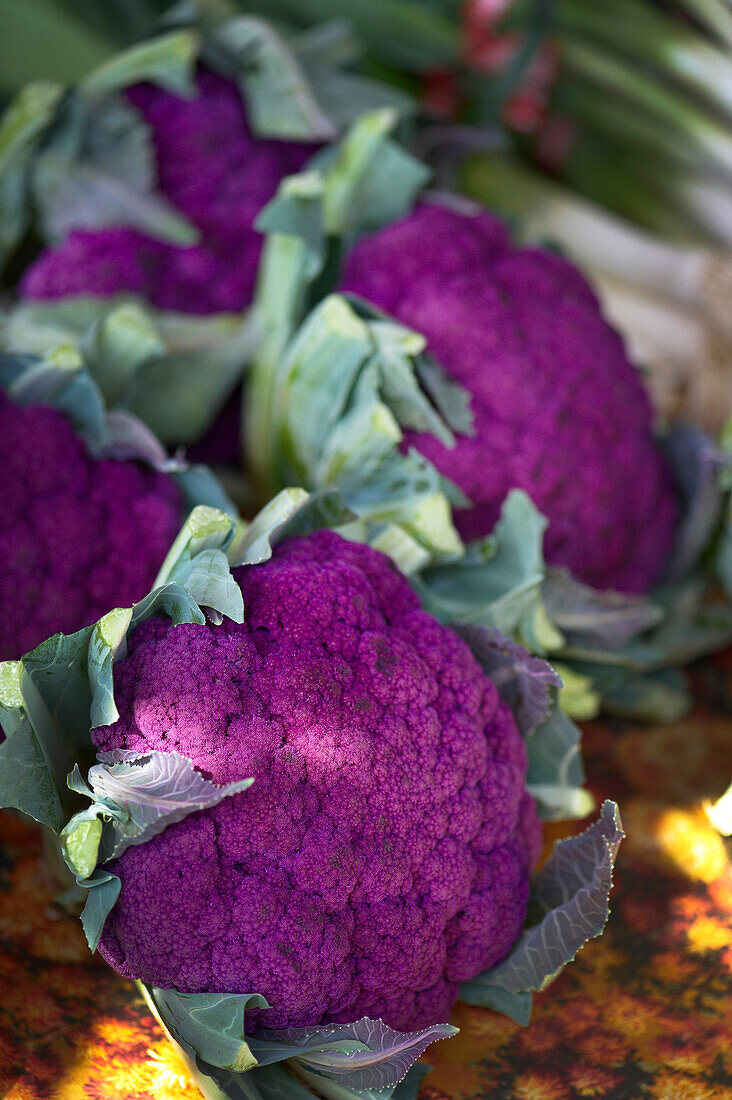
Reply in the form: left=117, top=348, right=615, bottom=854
left=22, top=70, right=318, bottom=315
left=92, top=530, right=541, bottom=1031
left=0, top=392, right=182, bottom=660
left=341, top=203, right=679, bottom=593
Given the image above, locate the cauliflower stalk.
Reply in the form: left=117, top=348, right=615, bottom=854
left=0, top=493, right=621, bottom=1100
left=243, top=113, right=732, bottom=723
left=0, top=332, right=232, bottom=663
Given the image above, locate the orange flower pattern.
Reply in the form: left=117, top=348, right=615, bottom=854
left=1, top=652, right=730, bottom=1099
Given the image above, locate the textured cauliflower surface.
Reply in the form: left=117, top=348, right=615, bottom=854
left=22, top=70, right=317, bottom=314
left=341, top=203, right=679, bottom=593
left=92, top=530, right=540, bottom=1031
left=0, top=392, right=182, bottom=660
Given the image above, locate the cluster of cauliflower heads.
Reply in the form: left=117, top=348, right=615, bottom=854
left=1, top=11, right=727, bottom=1099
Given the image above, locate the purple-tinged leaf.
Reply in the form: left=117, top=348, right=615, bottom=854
left=454, top=624, right=560, bottom=738
left=256, top=1017, right=456, bottom=1091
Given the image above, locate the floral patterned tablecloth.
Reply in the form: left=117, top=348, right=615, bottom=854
left=1, top=654, right=731, bottom=1100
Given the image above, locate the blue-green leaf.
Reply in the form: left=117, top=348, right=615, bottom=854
left=416, top=490, right=548, bottom=638
left=462, top=801, right=623, bottom=1016
left=79, top=867, right=121, bottom=951
left=262, top=1018, right=456, bottom=1090
left=662, top=424, right=724, bottom=582
left=525, top=707, right=593, bottom=821
left=0, top=722, right=65, bottom=830
left=543, top=569, right=662, bottom=650
left=151, top=988, right=269, bottom=1072
left=245, top=1018, right=453, bottom=1092
left=207, top=16, right=336, bottom=141
left=32, top=150, right=200, bottom=245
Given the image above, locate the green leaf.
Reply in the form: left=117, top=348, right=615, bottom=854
left=79, top=867, right=121, bottom=951
left=88, top=607, right=133, bottom=729
left=229, top=487, right=316, bottom=566
left=208, top=16, right=336, bottom=141
left=0, top=80, right=63, bottom=176
left=525, top=707, right=593, bottom=821
left=246, top=293, right=463, bottom=561
left=457, top=984, right=532, bottom=1027
left=3, top=298, right=254, bottom=446
left=416, top=490, right=548, bottom=638
left=208, top=1062, right=309, bottom=1099
left=0, top=723, right=65, bottom=831
left=152, top=988, right=269, bottom=1072
left=63, top=816, right=103, bottom=879
left=303, top=66, right=416, bottom=131
left=32, top=151, right=200, bottom=245
left=21, top=626, right=97, bottom=764
left=154, top=505, right=243, bottom=622
left=79, top=29, right=199, bottom=99
left=174, top=465, right=239, bottom=520
left=317, top=110, right=430, bottom=236
left=81, top=300, right=167, bottom=408
left=2, top=352, right=106, bottom=443
left=553, top=663, right=601, bottom=722
left=124, top=313, right=255, bottom=444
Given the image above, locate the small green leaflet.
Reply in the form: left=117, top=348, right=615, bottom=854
left=61, top=749, right=254, bottom=872
left=154, top=505, right=243, bottom=624
left=78, top=29, right=199, bottom=99
left=228, top=488, right=355, bottom=568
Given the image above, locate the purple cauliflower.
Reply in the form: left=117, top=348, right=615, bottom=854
left=21, top=70, right=318, bottom=315
left=341, top=203, right=679, bottom=594
left=0, top=391, right=183, bottom=660
left=91, top=530, right=541, bottom=1032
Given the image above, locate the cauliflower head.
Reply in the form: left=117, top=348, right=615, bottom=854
left=91, top=529, right=540, bottom=1031
left=341, top=203, right=679, bottom=594
left=21, top=70, right=318, bottom=315
left=0, top=392, right=182, bottom=660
